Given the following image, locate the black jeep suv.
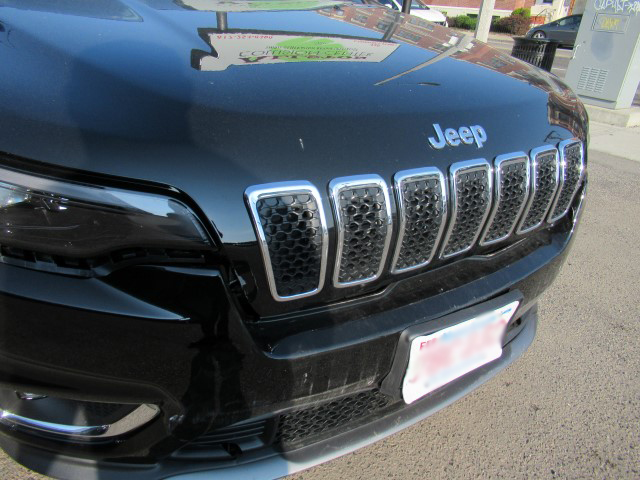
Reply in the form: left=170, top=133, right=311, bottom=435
left=0, top=1, right=587, bottom=479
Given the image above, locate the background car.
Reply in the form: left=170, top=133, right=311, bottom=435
left=378, top=0, right=448, bottom=26
left=526, top=14, right=583, bottom=47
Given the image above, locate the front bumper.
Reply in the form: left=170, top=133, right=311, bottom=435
left=2, top=306, right=537, bottom=480
left=0, top=186, right=586, bottom=479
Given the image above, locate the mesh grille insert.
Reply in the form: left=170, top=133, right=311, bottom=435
left=329, top=176, right=392, bottom=286
left=392, top=168, right=446, bottom=273
left=518, top=148, right=559, bottom=233
left=441, top=160, right=492, bottom=258
left=549, top=141, right=584, bottom=222
left=480, top=154, right=529, bottom=245
left=275, top=389, right=393, bottom=447
left=246, top=183, right=327, bottom=301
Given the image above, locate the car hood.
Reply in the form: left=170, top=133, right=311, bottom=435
left=0, top=0, right=587, bottom=312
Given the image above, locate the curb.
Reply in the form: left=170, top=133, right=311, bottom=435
left=585, top=105, right=640, bottom=128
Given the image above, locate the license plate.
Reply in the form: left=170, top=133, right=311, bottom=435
left=402, top=301, right=519, bottom=404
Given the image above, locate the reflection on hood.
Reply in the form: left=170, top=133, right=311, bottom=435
left=176, top=0, right=347, bottom=11
left=192, top=31, right=399, bottom=71
left=188, top=3, right=556, bottom=92
left=0, top=0, right=142, bottom=20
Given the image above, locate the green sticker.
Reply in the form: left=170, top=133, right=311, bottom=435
left=271, top=37, right=352, bottom=62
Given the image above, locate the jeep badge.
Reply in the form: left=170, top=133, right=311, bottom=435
left=428, top=123, right=487, bottom=149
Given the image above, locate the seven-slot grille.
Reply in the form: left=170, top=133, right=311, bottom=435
left=246, top=140, right=584, bottom=301
left=328, top=176, right=392, bottom=287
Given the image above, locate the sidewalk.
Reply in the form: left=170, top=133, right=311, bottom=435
left=589, top=122, right=640, bottom=163
left=449, top=28, right=514, bottom=42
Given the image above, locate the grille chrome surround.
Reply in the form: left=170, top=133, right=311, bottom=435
left=548, top=139, right=585, bottom=223
left=246, top=141, right=584, bottom=301
left=328, top=175, right=393, bottom=287
left=391, top=167, right=447, bottom=274
left=479, top=152, right=530, bottom=246
left=517, top=146, right=560, bottom=235
left=440, top=159, right=493, bottom=259
left=245, top=182, right=328, bottom=302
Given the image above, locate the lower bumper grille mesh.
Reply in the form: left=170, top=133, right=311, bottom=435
left=275, top=390, right=393, bottom=447
left=189, top=419, right=268, bottom=449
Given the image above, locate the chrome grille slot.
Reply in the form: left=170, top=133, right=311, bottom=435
left=245, top=182, right=328, bottom=301
left=548, top=140, right=584, bottom=223
left=480, top=153, right=530, bottom=246
left=329, top=175, right=392, bottom=287
left=391, top=167, right=447, bottom=273
left=517, top=146, right=559, bottom=234
left=441, top=160, right=492, bottom=258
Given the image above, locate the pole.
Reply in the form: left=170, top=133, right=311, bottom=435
left=474, top=0, right=496, bottom=43
left=216, top=12, right=228, bottom=31
left=401, top=0, right=411, bottom=14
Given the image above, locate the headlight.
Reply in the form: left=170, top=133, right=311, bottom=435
left=0, top=165, right=211, bottom=261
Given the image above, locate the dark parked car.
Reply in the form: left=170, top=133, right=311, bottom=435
left=0, top=0, right=587, bottom=479
left=526, top=14, right=583, bottom=47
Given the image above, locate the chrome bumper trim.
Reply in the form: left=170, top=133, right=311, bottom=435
left=0, top=403, right=159, bottom=440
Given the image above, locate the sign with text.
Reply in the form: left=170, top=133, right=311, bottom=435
left=593, top=13, right=630, bottom=32
left=193, top=32, right=399, bottom=71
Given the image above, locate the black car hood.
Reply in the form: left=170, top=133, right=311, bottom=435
left=0, top=0, right=587, bottom=312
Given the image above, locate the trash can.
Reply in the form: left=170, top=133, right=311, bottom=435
left=511, top=37, right=559, bottom=72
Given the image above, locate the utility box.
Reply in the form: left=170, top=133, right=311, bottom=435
left=565, top=1, right=640, bottom=109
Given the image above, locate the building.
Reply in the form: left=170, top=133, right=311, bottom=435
left=424, top=0, right=571, bottom=22
left=424, top=0, right=535, bottom=19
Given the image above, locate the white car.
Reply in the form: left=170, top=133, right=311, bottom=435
left=379, top=0, right=448, bottom=26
